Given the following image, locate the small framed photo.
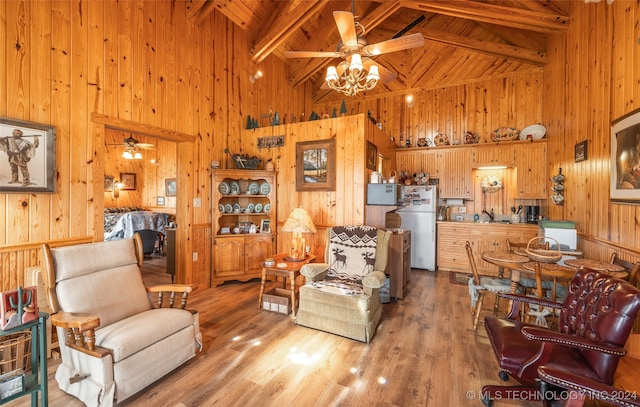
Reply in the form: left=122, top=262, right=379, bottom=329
left=574, top=140, right=587, bottom=162
left=119, top=173, right=136, bottom=190
left=165, top=178, right=177, bottom=196
left=104, top=176, right=114, bottom=192
left=260, top=219, right=271, bottom=233
left=366, top=140, right=377, bottom=170
left=157, top=196, right=165, bottom=206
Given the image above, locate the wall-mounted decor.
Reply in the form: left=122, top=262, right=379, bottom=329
left=610, top=107, right=640, bottom=203
left=257, top=135, right=285, bottom=149
left=260, top=219, right=271, bottom=233
left=119, top=173, right=136, bottom=190
left=157, top=196, right=165, bottom=206
left=574, top=140, right=588, bottom=162
left=165, top=178, right=177, bottom=196
left=0, top=117, right=56, bottom=193
left=366, top=141, right=377, bottom=170
left=296, top=139, right=336, bottom=191
left=104, top=176, right=114, bottom=192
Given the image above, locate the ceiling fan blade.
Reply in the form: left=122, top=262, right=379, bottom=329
left=284, top=50, right=343, bottom=59
left=361, top=33, right=425, bottom=56
left=136, top=143, right=155, bottom=150
left=333, top=11, right=358, bottom=48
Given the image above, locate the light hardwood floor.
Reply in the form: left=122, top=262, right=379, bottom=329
left=7, top=256, right=539, bottom=407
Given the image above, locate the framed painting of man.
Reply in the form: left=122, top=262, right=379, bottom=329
left=611, top=107, right=640, bottom=203
left=0, top=117, right=56, bottom=193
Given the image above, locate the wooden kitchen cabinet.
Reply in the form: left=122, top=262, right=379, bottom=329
left=473, top=144, right=515, bottom=167
left=437, top=222, right=539, bottom=275
left=436, top=149, right=473, bottom=198
left=515, top=142, right=547, bottom=198
left=211, top=169, right=276, bottom=286
left=396, top=149, right=438, bottom=176
left=386, top=230, right=411, bottom=300
left=437, top=223, right=471, bottom=271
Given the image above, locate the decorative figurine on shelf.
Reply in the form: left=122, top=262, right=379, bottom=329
left=271, top=112, right=280, bottom=126
left=1, top=286, right=38, bottom=330
left=340, top=100, right=347, bottom=116
left=309, top=111, right=320, bottom=121
left=245, top=115, right=253, bottom=129
left=331, top=107, right=337, bottom=118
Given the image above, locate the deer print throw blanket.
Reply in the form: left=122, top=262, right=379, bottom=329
left=310, top=225, right=378, bottom=296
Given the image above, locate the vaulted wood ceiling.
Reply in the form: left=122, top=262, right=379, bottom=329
left=185, top=0, right=569, bottom=102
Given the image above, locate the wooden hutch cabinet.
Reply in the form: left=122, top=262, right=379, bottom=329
left=211, top=169, right=276, bottom=286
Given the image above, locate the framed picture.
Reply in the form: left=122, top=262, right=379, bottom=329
left=0, top=117, right=56, bottom=193
left=260, top=219, right=271, bottom=233
left=157, top=196, right=165, bottom=206
left=610, top=107, right=640, bottom=203
left=366, top=140, right=377, bottom=170
left=296, top=139, right=336, bottom=191
left=574, top=140, right=588, bottom=162
left=165, top=178, right=177, bottom=196
left=104, top=176, right=114, bottom=192
left=119, top=173, right=136, bottom=190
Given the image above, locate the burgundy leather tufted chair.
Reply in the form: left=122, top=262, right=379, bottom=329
left=481, top=269, right=640, bottom=407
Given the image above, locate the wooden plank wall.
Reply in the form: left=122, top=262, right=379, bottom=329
left=544, top=1, right=640, bottom=265
left=315, top=71, right=544, bottom=153
left=0, top=0, right=311, bottom=290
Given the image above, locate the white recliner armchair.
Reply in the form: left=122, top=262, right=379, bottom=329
left=42, top=234, right=202, bottom=406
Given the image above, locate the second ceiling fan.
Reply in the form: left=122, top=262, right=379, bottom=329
left=284, top=10, right=425, bottom=95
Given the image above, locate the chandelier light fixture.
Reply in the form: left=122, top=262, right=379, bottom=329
left=326, top=53, right=379, bottom=97
left=122, top=146, right=142, bottom=160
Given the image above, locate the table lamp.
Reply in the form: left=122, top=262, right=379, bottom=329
left=281, top=207, right=316, bottom=261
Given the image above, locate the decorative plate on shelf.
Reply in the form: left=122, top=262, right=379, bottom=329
left=247, top=181, right=260, bottom=195
left=433, top=134, right=449, bottom=146
left=233, top=203, right=241, bottom=212
left=254, top=203, right=263, bottom=213
left=519, top=124, right=546, bottom=140
left=229, top=181, right=241, bottom=195
left=218, top=181, right=230, bottom=195
left=263, top=203, right=271, bottom=213
left=463, top=131, right=480, bottom=144
left=246, top=203, right=255, bottom=213
left=225, top=204, right=234, bottom=213
left=481, top=175, right=503, bottom=192
left=218, top=204, right=225, bottom=213
left=491, top=127, right=520, bottom=142
left=260, top=181, right=271, bottom=195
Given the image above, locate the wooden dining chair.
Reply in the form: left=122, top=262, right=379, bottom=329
left=465, top=241, right=512, bottom=331
left=610, top=252, right=640, bottom=283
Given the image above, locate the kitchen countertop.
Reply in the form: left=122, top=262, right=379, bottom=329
left=437, top=220, right=539, bottom=226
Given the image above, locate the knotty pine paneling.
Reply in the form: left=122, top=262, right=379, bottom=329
left=0, top=0, right=310, bottom=290
left=316, top=71, right=544, bottom=149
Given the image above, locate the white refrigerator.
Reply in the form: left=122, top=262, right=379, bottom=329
left=396, top=185, right=437, bottom=271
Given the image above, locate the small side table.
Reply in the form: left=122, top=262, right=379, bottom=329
left=258, top=253, right=316, bottom=319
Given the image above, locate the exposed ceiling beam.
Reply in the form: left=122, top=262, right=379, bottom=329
left=420, top=28, right=546, bottom=65
left=251, top=1, right=330, bottom=64
left=185, top=0, right=220, bottom=26
left=399, top=0, right=569, bottom=34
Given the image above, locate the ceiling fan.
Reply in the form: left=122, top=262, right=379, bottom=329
left=284, top=10, right=425, bottom=95
left=107, top=135, right=155, bottom=159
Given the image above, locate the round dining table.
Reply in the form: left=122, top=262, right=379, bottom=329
left=481, top=251, right=530, bottom=293
left=522, top=261, right=577, bottom=302
left=563, top=258, right=629, bottom=280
